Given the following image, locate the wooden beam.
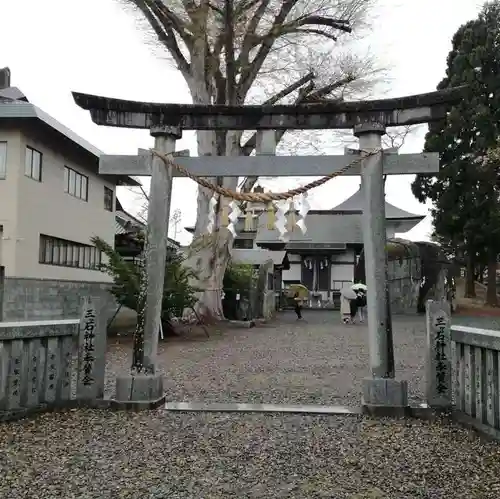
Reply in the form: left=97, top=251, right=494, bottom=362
left=73, top=86, right=467, bottom=131
left=99, top=150, right=439, bottom=177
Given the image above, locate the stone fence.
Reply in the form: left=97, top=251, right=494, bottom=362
left=426, top=300, right=500, bottom=439
left=0, top=297, right=107, bottom=420
left=450, top=324, right=500, bottom=438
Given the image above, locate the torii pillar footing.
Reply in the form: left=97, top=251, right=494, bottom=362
left=115, top=125, right=181, bottom=404
left=354, top=122, right=408, bottom=410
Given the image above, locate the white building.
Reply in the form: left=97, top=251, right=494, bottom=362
left=0, top=69, right=137, bottom=320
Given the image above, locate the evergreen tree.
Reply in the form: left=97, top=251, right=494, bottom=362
left=412, top=1, right=500, bottom=305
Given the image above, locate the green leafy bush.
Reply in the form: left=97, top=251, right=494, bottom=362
left=92, top=236, right=199, bottom=328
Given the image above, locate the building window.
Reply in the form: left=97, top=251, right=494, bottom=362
left=39, top=234, right=102, bottom=269
left=104, top=186, right=114, bottom=211
left=25, top=146, right=42, bottom=181
left=233, top=238, right=253, bottom=249
left=64, top=166, right=88, bottom=201
left=0, top=142, right=6, bottom=179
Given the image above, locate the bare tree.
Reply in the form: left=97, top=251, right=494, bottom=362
left=170, top=208, right=183, bottom=239
left=381, top=125, right=421, bottom=184
left=382, top=125, right=420, bottom=150
left=120, top=0, right=383, bottom=317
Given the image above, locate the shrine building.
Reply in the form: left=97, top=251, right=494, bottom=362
left=185, top=186, right=424, bottom=308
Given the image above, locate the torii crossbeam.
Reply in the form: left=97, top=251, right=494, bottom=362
left=99, top=149, right=438, bottom=177
left=73, top=86, right=465, bottom=130
left=73, top=87, right=463, bottom=410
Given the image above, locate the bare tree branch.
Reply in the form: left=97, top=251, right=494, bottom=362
left=262, top=70, right=316, bottom=105
left=207, top=1, right=224, bottom=15
left=294, top=15, right=352, bottom=32
left=240, top=71, right=315, bottom=157
left=239, top=69, right=363, bottom=193
left=382, top=125, right=418, bottom=149
left=238, top=0, right=300, bottom=98
left=303, top=74, right=356, bottom=100
left=133, top=0, right=191, bottom=73
left=285, top=27, right=339, bottom=42
left=224, top=0, right=237, bottom=104
left=152, top=0, right=194, bottom=42
left=381, top=125, right=421, bottom=183
left=237, top=0, right=273, bottom=78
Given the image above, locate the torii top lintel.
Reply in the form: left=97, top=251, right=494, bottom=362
left=72, top=86, right=466, bottom=131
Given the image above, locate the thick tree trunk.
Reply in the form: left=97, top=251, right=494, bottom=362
left=465, top=254, right=476, bottom=298
left=486, top=251, right=498, bottom=307
left=180, top=34, right=246, bottom=319
left=182, top=95, right=240, bottom=318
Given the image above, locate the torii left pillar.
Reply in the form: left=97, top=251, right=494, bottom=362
left=115, top=125, right=181, bottom=403
left=354, top=122, right=407, bottom=412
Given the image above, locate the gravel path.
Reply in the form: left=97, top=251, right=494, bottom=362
left=1, top=409, right=500, bottom=498
left=3, top=312, right=500, bottom=498
left=105, top=311, right=428, bottom=406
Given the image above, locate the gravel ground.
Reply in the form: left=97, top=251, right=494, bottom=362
left=1, top=409, right=500, bottom=498
left=105, top=311, right=428, bottom=406
left=2, top=312, right=500, bottom=498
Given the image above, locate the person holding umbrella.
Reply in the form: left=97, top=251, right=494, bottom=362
left=340, top=285, right=358, bottom=324
left=352, top=283, right=367, bottom=323
left=293, top=290, right=303, bottom=320
left=287, top=284, right=308, bottom=320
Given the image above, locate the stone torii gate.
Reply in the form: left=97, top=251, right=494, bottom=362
left=73, top=87, right=463, bottom=408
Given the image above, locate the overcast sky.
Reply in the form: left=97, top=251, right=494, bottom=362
left=1, top=0, right=484, bottom=244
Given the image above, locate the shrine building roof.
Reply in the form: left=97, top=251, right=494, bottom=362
left=331, top=188, right=425, bottom=220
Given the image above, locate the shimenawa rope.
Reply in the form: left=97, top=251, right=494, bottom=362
left=150, top=148, right=381, bottom=203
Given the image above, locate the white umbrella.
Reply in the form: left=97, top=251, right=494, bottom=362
left=352, top=283, right=367, bottom=292
left=341, top=287, right=357, bottom=300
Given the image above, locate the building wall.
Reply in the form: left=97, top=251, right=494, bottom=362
left=282, top=262, right=301, bottom=282
left=331, top=264, right=353, bottom=287
left=0, top=129, right=22, bottom=274
left=12, top=130, right=114, bottom=282
left=0, top=126, right=120, bottom=321
left=330, top=249, right=355, bottom=289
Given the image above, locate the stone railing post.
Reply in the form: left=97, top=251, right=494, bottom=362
left=425, top=299, right=453, bottom=409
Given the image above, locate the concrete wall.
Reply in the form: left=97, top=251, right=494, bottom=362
left=1, top=277, right=117, bottom=322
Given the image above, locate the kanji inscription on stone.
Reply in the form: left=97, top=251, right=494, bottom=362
left=426, top=300, right=452, bottom=408
left=76, top=297, right=106, bottom=400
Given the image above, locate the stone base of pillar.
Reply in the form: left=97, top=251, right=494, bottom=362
left=362, top=377, right=408, bottom=408
left=115, top=374, right=164, bottom=402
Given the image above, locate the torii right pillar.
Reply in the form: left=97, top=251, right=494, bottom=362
left=354, top=122, right=406, bottom=411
